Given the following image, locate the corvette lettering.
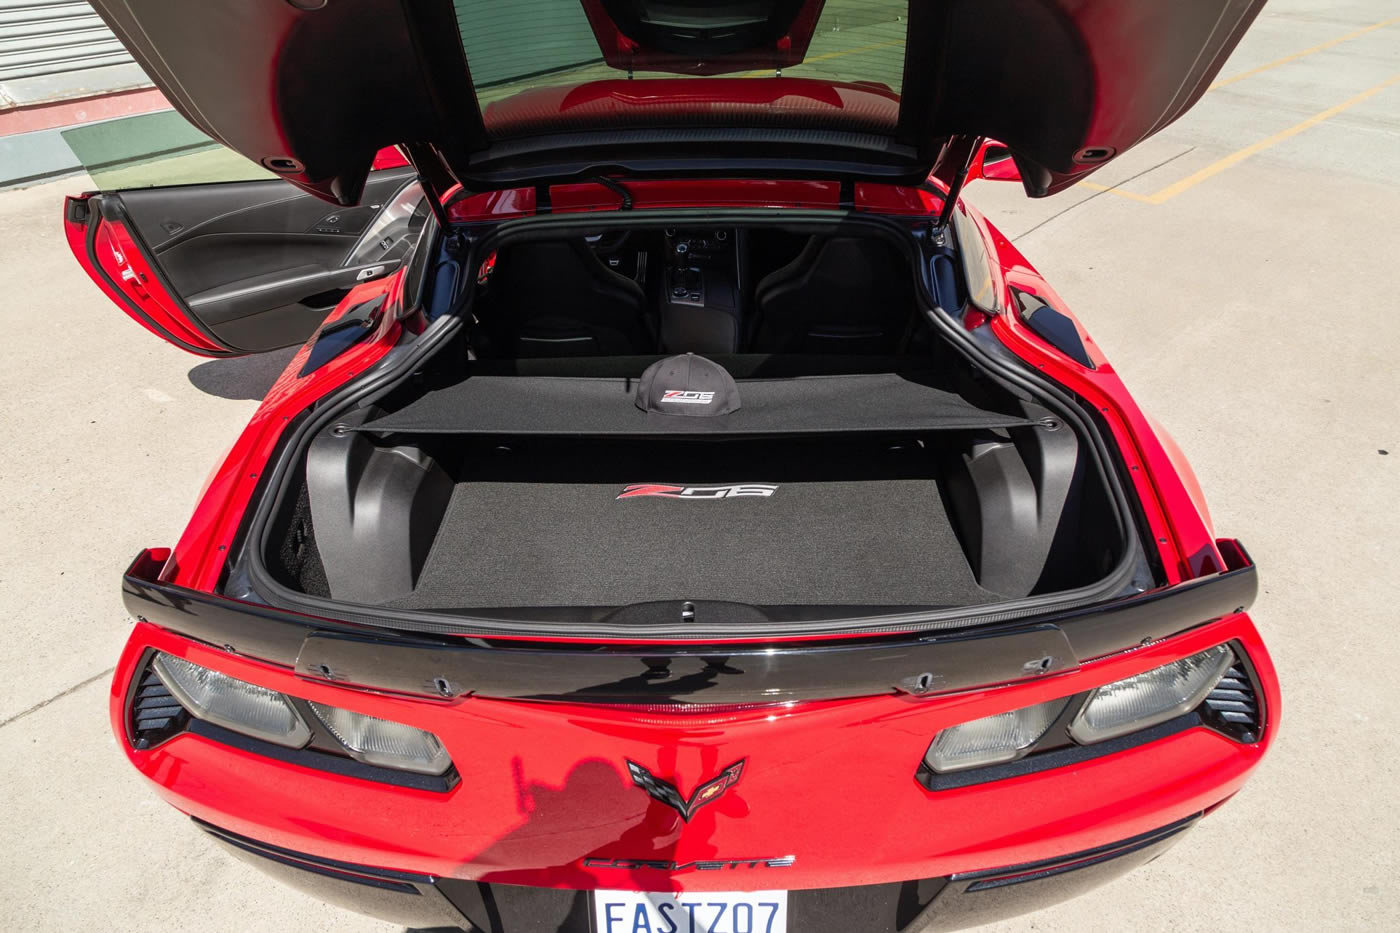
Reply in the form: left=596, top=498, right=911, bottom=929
left=661, top=390, right=715, bottom=404
left=583, top=856, right=796, bottom=872
left=617, top=483, right=777, bottom=500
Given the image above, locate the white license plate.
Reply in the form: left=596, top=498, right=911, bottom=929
left=593, top=889, right=788, bottom=933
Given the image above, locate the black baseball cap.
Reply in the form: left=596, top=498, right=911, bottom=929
left=635, top=353, right=741, bottom=417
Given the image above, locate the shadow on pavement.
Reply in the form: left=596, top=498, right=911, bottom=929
left=187, top=348, right=297, bottom=401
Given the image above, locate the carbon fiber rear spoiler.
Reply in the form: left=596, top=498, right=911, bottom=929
left=122, top=543, right=1255, bottom=706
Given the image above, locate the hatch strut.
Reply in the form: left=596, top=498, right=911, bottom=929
left=402, top=141, right=454, bottom=232
left=933, top=135, right=983, bottom=232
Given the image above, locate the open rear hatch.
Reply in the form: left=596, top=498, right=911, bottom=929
left=89, top=0, right=1266, bottom=204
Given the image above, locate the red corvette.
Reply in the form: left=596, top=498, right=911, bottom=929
left=70, top=2, right=1278, bottom=930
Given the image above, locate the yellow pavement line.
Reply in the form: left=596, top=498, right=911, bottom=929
left=1081, top=72, right=1400, bottom=205
left=1074, top=181, right=1159, bottom=204
left=1074, top=16, right=1400, bottom=203
left=1150, top=72, right=1400, bottom=201
left=1210, top=15, right=1400, bottom=91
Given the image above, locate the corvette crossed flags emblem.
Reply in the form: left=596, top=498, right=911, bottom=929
left=626, top=759, right=746, bottom=822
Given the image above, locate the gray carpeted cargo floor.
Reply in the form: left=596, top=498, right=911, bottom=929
left=390, top=439, right=997, bottom=609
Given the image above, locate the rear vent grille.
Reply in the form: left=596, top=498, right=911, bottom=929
left=1202, top=662, right=1260, bottom=742
left=130, top=665, right=188, bottom=750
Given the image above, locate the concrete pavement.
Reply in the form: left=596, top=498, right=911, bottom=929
left=1, top=0, right=1397, bottom=929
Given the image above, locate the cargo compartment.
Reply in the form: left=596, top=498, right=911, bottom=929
left=371, top=435, right=991, bottom=610
left=267, top=357, right=1123, bottom=616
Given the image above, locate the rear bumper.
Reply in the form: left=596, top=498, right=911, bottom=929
left=111, top=605, right=1277, bottom=905
left=200, top=813, right=1200, bottom=932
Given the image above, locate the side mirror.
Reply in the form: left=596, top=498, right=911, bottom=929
left=968, top=140, right=1022, bottom=183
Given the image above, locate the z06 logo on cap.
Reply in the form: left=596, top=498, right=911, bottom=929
left=617, top=483, right=777, bottom=499
left=660, top=389, right=715, bottom=404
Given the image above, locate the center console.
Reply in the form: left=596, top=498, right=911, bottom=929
left=660, top=228, right=743, bottom=354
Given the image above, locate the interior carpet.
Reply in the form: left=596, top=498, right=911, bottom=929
left=391, top=440, right=997, bottom=610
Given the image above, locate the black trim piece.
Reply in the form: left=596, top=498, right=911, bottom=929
left=292, top=624, right=1077, bottom=704
left=954, top=813, right=1201, bottom=888
left=197, top=817, right=474, bottom=929
left=1048, top=564, right=1255, bottom=661
left=456, top=130, right=926, bottom=190
left=127, top=651, right=188, bottom=749
left=894, top=1, right=937, bottom=149
left=211, top=831, right=421, bottom=895
left=185, top=719, right=458, bottom=793
left=351, top=369, right=1035, bottom=437
left=1012, top=287, right=1095, bottom=369
left=1198, top=644, right=1267, bottom=743
left=124, top=549, right=1255, bottom=706
left=64, top=196, right=90, bottom=224
left=396, top=0, right=488, bottom=165
left=194, top=817, right=436, bottom=886
left=298, top=295, right=386, bottom=376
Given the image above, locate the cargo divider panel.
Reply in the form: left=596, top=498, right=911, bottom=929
left=352, top=373, right=1036, bottom=438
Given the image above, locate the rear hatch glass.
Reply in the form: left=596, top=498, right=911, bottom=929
left=456, top=0, right=909, bottom=138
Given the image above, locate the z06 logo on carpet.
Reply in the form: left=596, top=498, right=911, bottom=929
left=617, top=483, right=777, bottom=500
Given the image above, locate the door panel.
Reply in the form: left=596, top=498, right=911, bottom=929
left=66, top=165, right=425, bottom=356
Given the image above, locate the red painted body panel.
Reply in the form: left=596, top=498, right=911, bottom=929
left=447, top=178, right=937, bottom=222
left=480, top=78, right=899, bottom=138
left=63, top=196, right=228, bottom=356
left=968, top=203, right=1224, bottom=578
left=370, top=146, right=411, bottom=170
left=166, top=275, right=402, bottom=590
left=113, top=614, right=1276, bottom=890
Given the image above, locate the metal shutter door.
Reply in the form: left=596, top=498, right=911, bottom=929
left=0, top=0, right=132, bottom=82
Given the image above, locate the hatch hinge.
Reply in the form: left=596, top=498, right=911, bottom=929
left=592, top=175, right=634, bottom=210
left=443, top=230, right=469, bottom=257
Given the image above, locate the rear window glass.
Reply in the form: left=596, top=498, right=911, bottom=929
left=454, top=0, right=909, bottom=137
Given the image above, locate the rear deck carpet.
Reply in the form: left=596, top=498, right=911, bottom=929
left=392, top=443, right=996, bottom=609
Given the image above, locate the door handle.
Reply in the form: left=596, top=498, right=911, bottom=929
left=355, top=265, right=387, bottom=282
